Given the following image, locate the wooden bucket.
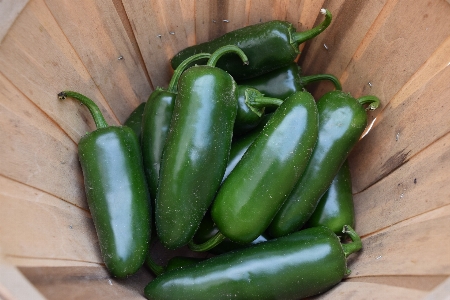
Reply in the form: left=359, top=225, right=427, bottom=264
left=1, top=0, right=449, bottom=299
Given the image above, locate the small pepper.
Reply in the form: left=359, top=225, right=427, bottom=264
left=145, top=225, right=362, bottom=300
left=58, top=91, right=151, bottom=278
left=268, top=91, right=380, bottom=238
left=170, top=9, right=332, bottom=80
left=123, top=102, right=146, bottom=140
left=156, top=45, right=248, bottom=250
left=304, top=159, right=355, bottom=236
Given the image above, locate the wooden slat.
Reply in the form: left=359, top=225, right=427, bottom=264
left=347, top=215, right=450, bottom=277
left=352, top=130, right=450, bottom=237
left=0, top=257, right=46, bottom=300
left=0, top=0, right=119, bottom=142
left=299, top=0, right=387, bottom=97
left=44, top=0, right=152, bottom=124
left=312, top=281, right=427, bottom=300
left=423, top=277, right=450, bottom=300
left=340, top=0, right=450, bottom=105
left=20, top=266, right=151, bottom=300
left=346, top=275, right=447, bottom=292
left=0, top=73, right=86, bottom=207
left=0, top=176, right=101, bottom=267
left=0, top=0, right=29, bottom=43
left=350, top=36, right=450, bottom=192
left=122, top=0, right=192, bottom=88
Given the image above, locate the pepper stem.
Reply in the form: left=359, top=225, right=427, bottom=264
left=207, top=45, right=249, bottom=67
left=145, top=255, right=165, bottom=276
left=58, top=91, right=108, bottom=129
left=300, top=74, right=342, bottom=90
left=291, top=8, right=332, bottom=46
left=167, top=53, right=212, bottom=93
left=245, top=87, right=283, bottom=116
left=188, top=231, right=227, bottom=252
left=341, top=225, right=362, bottom=258
left=357, top=95, right=380, bottom=111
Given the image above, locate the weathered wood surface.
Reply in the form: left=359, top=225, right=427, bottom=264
left=0, top=0, right=449, bottom=299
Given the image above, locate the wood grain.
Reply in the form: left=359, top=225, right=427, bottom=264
left=350, top=36, right=450, bottom=192
left=352, top=131, right=450, bottom=237
left=44, top=0, right=152, bottom=124
left=0, top=73, right=86, bottom=207
left=0, top=0, right=119, bottom=142
left=0, top=0, right=29, bottom=43
left=0, top=176, right=101, bottom=267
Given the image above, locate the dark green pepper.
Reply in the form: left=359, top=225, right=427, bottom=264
left=238, top=62, right=342, bottom=109
left=123, top=102, right=146, bottom=140
left=305, top=159, right=355, bottom=236
left=268, top=91, right=380, bottom=238
left=191, top=91, right=318, bottom=250
left=145, top=225, right=362, bottom=300
left=145, top=253, right=204, bottom=276
left=141, top=53, right=212, bottom=201
left=156, top=45, right=248, bottom=249
left=58, top=91, right=151, bottom=278
left=233, top=86, right=281, bottom=136
left=170, top=9, right=332, bottom=80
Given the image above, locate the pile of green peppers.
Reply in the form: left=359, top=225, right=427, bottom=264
left=59, top=8, right=381, bottom=300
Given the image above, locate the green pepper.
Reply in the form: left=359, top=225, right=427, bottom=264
left=233, top=86, right=281, bottom=136
left=58, top=91, right=151, bottom=278
left=141, top=53, right=212, bottom=201
left=305, top=159, right=355, bottom=236
left=170, top=9, right=332, bottom=80
left=190, top=91, right=318, bottom=250
left=145, top=253, right=204, bottom=276
left=123, top=102, right=146, bottom=140
left=238, top=62, right=342, bottom=109
left=156, top=45, right=248, bottom=250
left=145, top=225, right=362, bottom=300
left=268, top=91, right=380, bottom=238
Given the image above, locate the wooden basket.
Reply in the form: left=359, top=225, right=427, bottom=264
left=1, top=0, right=449, bottom=299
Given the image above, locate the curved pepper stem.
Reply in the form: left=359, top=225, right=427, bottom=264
left=245, top=87, right=283, bottom=117
left=357, top=95, right=381, bottom=111
left=58, top=91, right=108, bottom=129
left=207, top=45, right=249, bottom=67
left=300, top=73, right=342, bottom=90
left=341, top=225, right=362, bottom=258
left=145, top=255, right=165, bottom=276
left=188, top=231, right=227, bottom=252
left=167, top=53, right=212, bottom=93
left=291, top=8, right=332, bottom=47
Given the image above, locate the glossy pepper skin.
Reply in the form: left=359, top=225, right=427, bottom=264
left=170, top=9, right=332, bottom=80
left=58, top=91, right=151, bottom=278
left=208, top=91, right=319, bottom=246
left=141, top=53, right=211, bottom=201
left=305, top=160, right=355, bottom=236
left=156, top=46, right=248, bottom=249
left=123, top=102, right=146, bottom=140
left=238, top=62, right=342, bottom=108
left=268, top=91, right=380, bottom=238
left=145, top=226, right=362, bottom=300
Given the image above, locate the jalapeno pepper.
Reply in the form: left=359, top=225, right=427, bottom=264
left=238, top=62, right=342, bottom=108
left=58, top=91, right=151, bottom=278
left=156, top=45, right=248, bottom=250
left=268, top=91, right=380, bottom=238
left=141, top=53, right=212, bottom=201
left=305, top=159, right=355, bottom=236
left=145, top=225, right=362, bottom=300
left=170, top=9, right=332, bottom=80
left=145, top=253, right=204, bottom=276
left=190, top=91, right=318, bottom=250
left=234, top=86, right=281, bottom=135
left=123, top=102, right=146, bottom=140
